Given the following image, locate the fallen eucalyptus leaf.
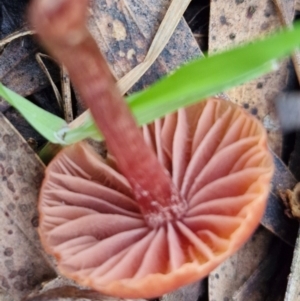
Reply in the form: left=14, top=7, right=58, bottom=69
left=26, top=278, right=146, bottom=301
left=209, top=0, right=296, bottom=156
left=285, top=227, right=300, bottom=301
left=261, top=150, right=298, bottom=246
left=0, top=35, right=60, bottom=111
left=209, top=227, right=293, bottom=301
left=89, top=0, right=199, bottom=89
left=70, top=0, right=202, bottom=115
left=232, top=239, right=291, bottom=301
left=208, top=227, right=273, bottom=300
left=161, top=281, right=206, bottom=301
left=0, top=1, right=29, bottom=39
left=0, top=0, right=60, bottom=109
left=0, top=112, right=56, bottom=301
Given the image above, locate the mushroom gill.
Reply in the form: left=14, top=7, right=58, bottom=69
left=39, top=97, right=274, bottom=299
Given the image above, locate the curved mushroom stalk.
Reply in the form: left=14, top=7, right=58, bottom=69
left=39, top=98, right=274, bottom=299
left=29, top=0, right=184, bottom=229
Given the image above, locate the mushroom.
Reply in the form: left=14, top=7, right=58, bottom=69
left=29, top=0, right=274, bottom=299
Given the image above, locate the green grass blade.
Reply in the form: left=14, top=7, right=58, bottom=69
left=65, top=22, right=300, bottom=143
left=2, top=22, right=300, bottom=146
left=64, top=114, right=102, bottom=144
left=0, top=83, right=67, bottom=144
left=127, top=23, right=300, bottom=125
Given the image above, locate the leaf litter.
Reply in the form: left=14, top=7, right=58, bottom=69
left=1, top=0, right=300, bottom=300
left=0, top=112, right=56, bottom=300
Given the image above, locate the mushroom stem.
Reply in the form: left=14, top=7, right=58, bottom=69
left=29, top=0, right=187, bottom=227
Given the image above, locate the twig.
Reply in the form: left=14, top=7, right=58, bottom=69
left=115, top=0, right=192, bottom=95
left=61, top=66, right=73, bottom=122
left=36, top=54, right=73, bottom=123
left=35, top=53, right=63, bottom=110
left=0, top=29, right=35, bottom=48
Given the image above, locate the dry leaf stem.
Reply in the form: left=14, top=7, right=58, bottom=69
left=116, top=0, right=192, bottom=94
left=0, top=29, right=34, bottom=48
left=36, top=53, right=63, bottom=110
left=60, top=66, right=73, bottom=122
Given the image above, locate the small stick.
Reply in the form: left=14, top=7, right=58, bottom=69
left=0, top=29, right=34, bottom=48
left=36, top=54, right=73, bottom=123
left=61, top=65, right=73, bottom=122
left=35, top=53, right=63, bottom=110
left=116, top=0, right=192, bottom=94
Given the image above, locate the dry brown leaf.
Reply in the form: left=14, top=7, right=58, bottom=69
left=209, top=226, right=293, bottom=301
left=0, top=1, right=30, bottom=39
left=0, top=2, right=58, bottom=107
left=88, top=0, right=199, bottom=86
left=0, top=35, right=60, bottom=112
left=285, top=228, right=300, bottom=301
left=70, top=0, right=202, bottom=136
left=274, top=0, right=295, bottom=24
left=72, top=0, right=201, bottom=116
left=0, top=113, right=56, bottom=300
left=209, top=0, right=295, bottom=156
left=161, top=281, right=206, bottom=301
left=208, top=227, right=273, bottom=300
left=232, top=239, right=291, bottom=301
left=99, top=0, right=193, bottom=94
left=26, top=276, right=147, bottom=301
left=261, top=150, right=298, bottom=246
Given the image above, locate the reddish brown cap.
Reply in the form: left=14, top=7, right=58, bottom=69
left=38, top=98, right=274, bottom=299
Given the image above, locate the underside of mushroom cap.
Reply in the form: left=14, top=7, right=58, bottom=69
left=38, top=98, right=274, bottom=299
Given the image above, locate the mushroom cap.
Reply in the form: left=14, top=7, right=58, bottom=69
left=38, top=98, right=274, bottom=299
